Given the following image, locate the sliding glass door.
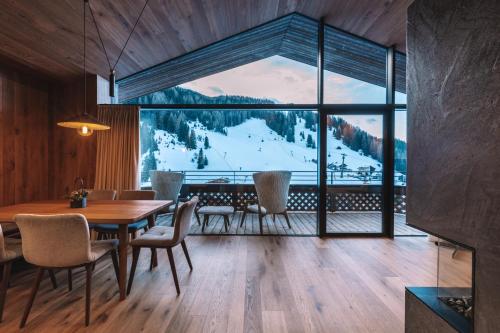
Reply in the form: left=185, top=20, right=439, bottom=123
left=320, top=110, right=389, bottom=236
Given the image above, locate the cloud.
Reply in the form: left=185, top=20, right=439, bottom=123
left=209, top=86, right=225, bottom=95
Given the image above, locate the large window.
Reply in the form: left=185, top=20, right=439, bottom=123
left=140, top=109, right=318, bottom=186
left=324, top=26, right=387, bottom=104
left=123, top=13, right=411, bottom=237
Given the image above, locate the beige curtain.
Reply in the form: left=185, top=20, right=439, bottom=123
left=94, top=105, right=140, bottom=192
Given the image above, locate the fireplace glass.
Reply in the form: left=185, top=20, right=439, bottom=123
left=437, top=238, right=474, bottom=320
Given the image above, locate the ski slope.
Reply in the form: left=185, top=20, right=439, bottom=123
left=143, top=118, right=384, bottom=185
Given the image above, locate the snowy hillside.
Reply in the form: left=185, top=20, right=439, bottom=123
left=143, top=117, right=383, bottom=185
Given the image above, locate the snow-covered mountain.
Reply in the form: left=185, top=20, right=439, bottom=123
left=143, top=117, right=383, bottom=185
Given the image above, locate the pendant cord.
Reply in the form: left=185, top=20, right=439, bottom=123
left=88, top=0, right=149, bottom=72
left=83, top=0, right=87, bottom=116
left=88, top=1, right=112, bottom=70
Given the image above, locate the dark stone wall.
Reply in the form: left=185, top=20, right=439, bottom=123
left=407, top=0, right=500, bottom=331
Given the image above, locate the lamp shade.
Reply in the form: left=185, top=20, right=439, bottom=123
left=57, top=113, right=110, bottom=136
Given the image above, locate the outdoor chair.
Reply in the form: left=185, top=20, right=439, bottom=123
left=150, top=171, right=185, bottom=226
left=240, top=171, right=292, bottom=234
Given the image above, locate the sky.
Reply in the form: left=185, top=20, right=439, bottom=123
left=180, top=55, right=407, bottom=141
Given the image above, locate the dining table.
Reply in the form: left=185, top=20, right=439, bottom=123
left=0, top=199, right=172, bottom=300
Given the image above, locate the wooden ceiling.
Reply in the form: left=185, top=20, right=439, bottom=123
left=0, top=0, right=412, bottom=81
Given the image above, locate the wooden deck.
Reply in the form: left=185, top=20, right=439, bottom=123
left=158, top=211, right=425, bottom=236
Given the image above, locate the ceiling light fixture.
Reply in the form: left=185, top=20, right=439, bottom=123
left=89, top=0, right=150, bottom=97
left=57, top=0, right=110, bottom=137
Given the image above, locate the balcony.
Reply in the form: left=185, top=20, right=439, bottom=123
left=146, top=170, right=422, bottom=236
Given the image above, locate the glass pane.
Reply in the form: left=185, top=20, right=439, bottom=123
left=326, top=114, right=383, bottom=233
left=140, top=109, right=317, bottom=235
left=127, top=56, right=318, bottom=104
left=394, top=109, right=424, bottom=236
left=324, top=26, right=387, bottom=104
left=395, top=52, right=407, bottom=104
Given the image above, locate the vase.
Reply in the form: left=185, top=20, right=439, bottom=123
left=70, top=197, right=87, bottom=208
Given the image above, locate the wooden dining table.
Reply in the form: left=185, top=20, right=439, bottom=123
left=0, top=199, right=172, bottom=301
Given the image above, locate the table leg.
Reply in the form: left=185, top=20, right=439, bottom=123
left=147, top=215, right=158, bottom=268
left=118, top=224, right=128, bottom=301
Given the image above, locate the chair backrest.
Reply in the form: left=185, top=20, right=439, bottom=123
left=0, top=224, right=6, bottom=261
left=253, top=171, right=292, bottom=214
left=14, top=214, right=92, bottom=268
left=119, top=190, right=156, bottom=200
left=87, top=189, right=117, bottom=201
left=172, top=196, right=198, bottom=245
left=150, top=171, right=184, bottom=201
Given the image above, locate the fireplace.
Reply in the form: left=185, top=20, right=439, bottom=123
left=437, top=238, right=474, bottom=322
left=406, top=236, right=475, bottom=333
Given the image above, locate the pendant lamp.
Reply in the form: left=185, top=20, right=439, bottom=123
left=57, top=0, right=110, bottom=136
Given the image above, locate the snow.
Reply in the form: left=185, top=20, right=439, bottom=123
left=142, top=117, right=389, bottom=185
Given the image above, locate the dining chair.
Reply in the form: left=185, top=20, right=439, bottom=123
left=0, top=224, right=22, bottom=322
left=150, top=171, right=185, bottom=226
left=127, top=196, right=198, bottom=295
left=240, top=171, right=292, bottom=234
left=87, top=189, right=117, bottom=201
left=93, top=190, right=156, bottom=241
left=0, top=224, right=59, bottom=323
left=14, top=214, right=119, bottom=327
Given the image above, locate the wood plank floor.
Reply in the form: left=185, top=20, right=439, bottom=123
left=166, top=212, right=425, bottom=236
left=0, top=236, right=465, bottom=333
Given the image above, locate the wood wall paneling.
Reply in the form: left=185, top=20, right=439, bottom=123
left=0, top=64, right=49, bottom=206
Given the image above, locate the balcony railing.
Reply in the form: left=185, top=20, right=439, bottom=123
left=142, top=170, right=407, bottom=214
left=142, top=170, right=406, bottom=186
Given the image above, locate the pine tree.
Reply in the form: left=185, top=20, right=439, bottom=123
left=306, top=134, right=314, bottom=148
left=286, top=128, right=295, bottom=142
left=204, top=156, right=208, bottom=166
left=187, top=129, right=197, bottom=149
left=197, top=148, right=205, bottom=169
left=142, top=151, right=157, bottom=182
left=204, top=136, right=210, bottom=149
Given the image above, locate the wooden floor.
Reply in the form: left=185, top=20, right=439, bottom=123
left=168, top=212, right=425, bottom=236
left=0, top=236, right=459, bottom=333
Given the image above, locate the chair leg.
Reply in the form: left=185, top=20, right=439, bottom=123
left=149, top=248, right=158, bottom=271
left=127, top=247, right=141, bottom=295
left=202, top=215, right=208, bottom=232
left=181, top=240, right=193, bottom=271
left=67, top=269, right=73, bottom=292
left=195, top=211, right=201, bottom=225
left=48, top=269, right=58, bottom=289
left=110, top=249, right=120, bottom=285
left=85, top=264, right=93, bottom=326
left=223, top=215, right=229, bottom=232
left=258, top=214, right=264, bottom=234
left=239, top=210, right=247, bottom=227
left=0, top=261, right=12, bottom=322
left=273, top=214, right=276, bottom=222
left=283, top=211, right=292, bottom=228
left=166, top=247, right=180, bottom=295
left=20, top=267, right=44, bottom=328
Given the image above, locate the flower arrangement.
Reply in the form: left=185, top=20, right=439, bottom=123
left=69, top=177, right=88, bottom=208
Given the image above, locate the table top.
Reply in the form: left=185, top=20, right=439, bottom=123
left=0, top=200, right=173, bottom=224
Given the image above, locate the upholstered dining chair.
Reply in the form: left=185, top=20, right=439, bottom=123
left=14, top=214, right=119, bottom=327
left=93, top=190, right=156, bottom=241
left=150, top=171, right=185, bottom=226
left=127, top=196, right=198, bottom=295
left=0, top=224, right=22, bottom=322
left=240, top=171, right=292, bottom=234
left=0, top=226, right=60, bottom=323
left=87, top=189, right=117, bottom=201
